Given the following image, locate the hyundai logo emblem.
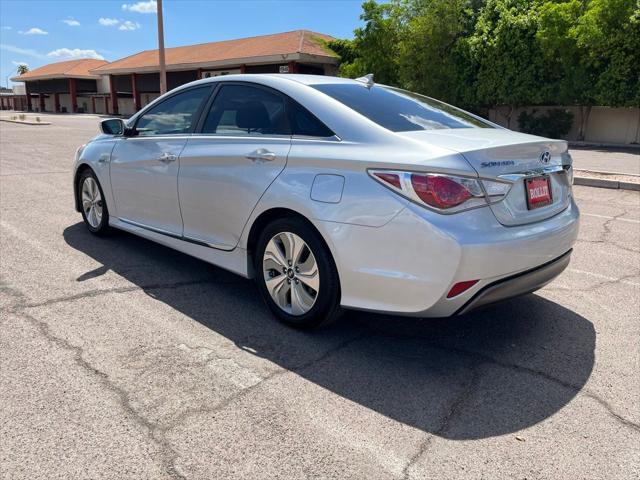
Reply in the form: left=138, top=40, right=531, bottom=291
left=540, top=151, right=551, bottom=165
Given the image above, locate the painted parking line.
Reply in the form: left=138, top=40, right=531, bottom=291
left=581, top=213, right=640, bottom=224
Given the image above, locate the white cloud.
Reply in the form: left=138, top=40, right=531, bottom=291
left=62, top=19, right=81, bottom=27
left=0, top=43, right=46, bottom=59
left=118, top=20, right=141, bottom=31
left=2, top=26, right=12, bottom=30
left=19, top=27, right=48, bottom=35
left=122, top=1, right=157, bottom=13
left=99, top=18, right=120, bottom=26
left=47, top=48, right=105, bottom=60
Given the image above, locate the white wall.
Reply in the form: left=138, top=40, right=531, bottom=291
left=118, top=98, right=135, bottom=116
left=97, top=76, right=111, bottom=94
left=488, top=106, right=640, bottom=145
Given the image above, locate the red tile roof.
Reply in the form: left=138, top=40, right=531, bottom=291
left=92, top=30, right=337, bottom=74
left=11, top=59, right=108, bottom=81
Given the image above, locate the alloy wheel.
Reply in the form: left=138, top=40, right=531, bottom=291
left=81, top=176, right=103, bottom=229
left=262, top=231, right=319, bottom=315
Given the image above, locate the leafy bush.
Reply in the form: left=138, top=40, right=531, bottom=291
left=517, top=109, right=574, bottom=139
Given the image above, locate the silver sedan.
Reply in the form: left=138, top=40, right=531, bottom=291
left=73, top=74, right=579, bottom=328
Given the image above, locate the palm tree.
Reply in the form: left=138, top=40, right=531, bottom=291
left=16, top=64, right=29, bottom=75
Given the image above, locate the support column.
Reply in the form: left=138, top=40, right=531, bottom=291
left=69, top=78, right=78, bottom=113
left=39, top=93, right=45, bottom=112
left=25, top=83, right=32, bottom=111
left=196, top=68, right=203, bottom=80
left=54, top=93, right=60, bottom=113
left=91, top=96, right=96, bottom=114
left=240, top=64, right=246, bottom=74
left=109, top=75, right=118, bottom=115
left=132, top=73, right=141, bottom=111
left=104, top=96, right=109, bottom=115
left=287, top=61, right=297, bottom=74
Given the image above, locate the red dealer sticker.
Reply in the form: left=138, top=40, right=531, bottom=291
left=525, top=176, right=553, bottom=210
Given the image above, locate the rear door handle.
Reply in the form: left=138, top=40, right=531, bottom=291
left=245, top=148, right=276, bottom=162
left=158, top=152, right=178, bottom=163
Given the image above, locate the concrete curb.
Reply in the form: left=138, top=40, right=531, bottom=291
left=569, top=141, right=640, bottom=150
left=0, top=118, right=51, bottom=126
left=574, top=176, right=640, bottom=191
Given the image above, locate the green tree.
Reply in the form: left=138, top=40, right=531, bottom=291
left=330, top=0, right=639, bottom=115
left=469, top=0, right=548, bottom=126
left=399, top=0, right=476, bottom=105
left=16, top=64, right=29, bottom=75
left=574, top=0, right=640, bottom=107
left=328, top=0, right=407, bottom=85
left=536, top=0, right=593, bottom=138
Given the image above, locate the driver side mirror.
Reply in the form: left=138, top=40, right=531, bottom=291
left=100, top=118, right=126, bottom=136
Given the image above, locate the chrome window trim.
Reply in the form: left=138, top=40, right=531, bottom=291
left=291, top=134, right=342, bottom=142
left=189, top=133, right=293, bottom=140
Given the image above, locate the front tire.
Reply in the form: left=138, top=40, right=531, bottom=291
left=255, top=217, right=341, bottom=329
left=78, top=169, right=110, bottom=235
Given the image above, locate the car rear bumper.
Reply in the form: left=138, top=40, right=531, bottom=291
left=317, top=197, right=579, bottom=317
left=454, top=249, right=572, bottom=315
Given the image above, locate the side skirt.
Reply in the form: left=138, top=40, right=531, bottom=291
left=109, top=217, right=251, bottom=278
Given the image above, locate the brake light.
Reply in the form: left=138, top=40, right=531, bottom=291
left=411, top=174, right=471, bottom=209
left=369, top=170, right=500, bottom=213
left=370, top=169, right=505, bottom=213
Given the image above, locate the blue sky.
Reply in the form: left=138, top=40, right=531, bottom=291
left=0, top=0, right=363, bottom=87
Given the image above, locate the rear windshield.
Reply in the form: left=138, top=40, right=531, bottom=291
left=311, top=84, right=493, bottom=132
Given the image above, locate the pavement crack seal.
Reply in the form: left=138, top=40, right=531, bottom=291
left=13, top=308, right=188, bottom=480
left=161, top=331, right=372, bottom=435
left=2, top=282, right=194, bottom=479
left=577, top=208, right=639, bottom=254
left=358, top=325, right=640, bottom=435
left=401, top=364, right=483, bottom=480
left=6, top=275, right=372, bottom=480
left=548, top=271, right=640, bottom=293
left=20, top=278, right=244, bottom=310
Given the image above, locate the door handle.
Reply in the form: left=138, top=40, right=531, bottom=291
left=245, top=148, right=276, bottom=162
left=158, top=152, right=178, bottom=163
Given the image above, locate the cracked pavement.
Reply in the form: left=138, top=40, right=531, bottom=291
left=1, top=115, right=639, bottom=479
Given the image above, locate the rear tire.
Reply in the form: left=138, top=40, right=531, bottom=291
left=254, top=217, right=341, bottom=329
left=78, top=169, right=110, bottom=235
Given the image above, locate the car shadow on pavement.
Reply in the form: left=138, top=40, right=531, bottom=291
left=64, top=223, right=595, bottom=440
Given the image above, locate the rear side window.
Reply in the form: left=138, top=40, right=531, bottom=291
left=311, top=84, right=493, bottom=132
left=135, top=86, right=210, bottom=136
left=202, top=85, right=289, bottom=135
left=288, top=101, right=334, bottom=138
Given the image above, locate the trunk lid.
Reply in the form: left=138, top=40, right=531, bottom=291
left=399, top=129, right=573, bottom=226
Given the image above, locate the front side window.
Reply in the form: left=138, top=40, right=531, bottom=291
left=311, top=84, right=493, bottom=132
left=202, top=85, right=288, bottom=136
left=135, top=86, right=210, bottom=136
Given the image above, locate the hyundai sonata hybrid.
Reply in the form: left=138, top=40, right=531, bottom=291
left=73, top=74, right=579, bottom=328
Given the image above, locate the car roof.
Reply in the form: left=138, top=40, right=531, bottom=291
left=196, top=73, right=361, bottom=87
left=264, top=74, right=358, bottom=85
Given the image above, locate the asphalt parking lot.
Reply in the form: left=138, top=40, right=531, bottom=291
left=1, top=114, right=639, bottom=480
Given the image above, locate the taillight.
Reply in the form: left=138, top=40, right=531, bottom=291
left=370, top=169, right=510, bottom=213
left=411, top=174, right=471, bottom=209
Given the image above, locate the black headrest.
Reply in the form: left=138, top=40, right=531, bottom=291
left=236, top=101, right=271, bottom=130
